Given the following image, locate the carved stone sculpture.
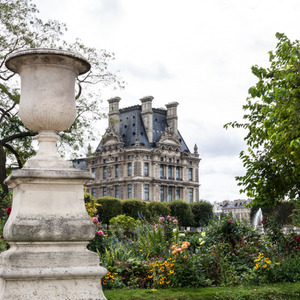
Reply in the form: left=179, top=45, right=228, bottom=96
left=0, top=49, right=107, bottom=299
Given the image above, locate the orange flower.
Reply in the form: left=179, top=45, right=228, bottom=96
left=182, top=244, right=188, bottom=250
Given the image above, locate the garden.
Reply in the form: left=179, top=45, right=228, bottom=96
left=84, top=195, right=300, bottom=299
left=1, top=192, right=300, bottom=299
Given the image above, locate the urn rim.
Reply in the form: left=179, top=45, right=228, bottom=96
left=5, top=48, right=91, bottom=75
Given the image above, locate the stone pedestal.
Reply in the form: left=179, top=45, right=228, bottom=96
left=0, top=169, right=107, bottom=299
left=0, top=49, right=107, bottom=299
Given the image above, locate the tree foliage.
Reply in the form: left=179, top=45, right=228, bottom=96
left=0, top=0, right=124, bottom=199
left=96, top=197, right=122, bottom=224
left=121, top=199, right=149, bottom=220
left=225, top=33, right=300, bottom=207
left=190, top=200, right=213, bottom=227
left=147, top=201, right=171, bottom=220
left=167, top=200, right=194, bottom=227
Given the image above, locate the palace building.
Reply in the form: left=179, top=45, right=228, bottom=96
left=84, top=96, right=200, bottom=202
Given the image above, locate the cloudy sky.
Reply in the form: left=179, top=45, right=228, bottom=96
left=33, top=0, right=300, bottom=203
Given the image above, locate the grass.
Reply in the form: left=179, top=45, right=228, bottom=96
left=104, top=282, right=300, bottom=299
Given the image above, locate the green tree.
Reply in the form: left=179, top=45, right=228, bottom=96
left=96, top=197, right=122, bottom=224
left=167, top=199, right=194, bottom=227
left=121, top=199, right=149, bottom=220
left=190, top=200, right=213, bottom=227
left=225, top=33, right=300, bottom=208
left=0, top=0, right=124, bottom=199
left=147, top=201, right=171, bottom=220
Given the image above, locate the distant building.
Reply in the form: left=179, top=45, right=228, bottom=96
left=213, top=199, right=251, bottom=222
left=84, top=96, right=200, bottom=202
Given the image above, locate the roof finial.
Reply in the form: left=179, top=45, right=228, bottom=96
left=194, top=144, right=198, bottom=155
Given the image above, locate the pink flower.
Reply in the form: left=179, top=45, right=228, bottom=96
left=173, top=219, right=178, bottom=225
left=159, top=217, right=165, bottom=222
left=154, top=224, right=158, bottom=229
left=166, top=215, right=171, bottom=221
left=97, top=222, right=100, bottom=226
left=227, top=218, right=233, bottom=224
left=6, top=207, right=11, bottom=216
left=92, top=217, right=98, bottom=223
left=96, top=230, right=104, bottom=236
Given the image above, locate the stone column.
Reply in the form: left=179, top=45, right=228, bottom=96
left=0, top=49, right=107, bottom=299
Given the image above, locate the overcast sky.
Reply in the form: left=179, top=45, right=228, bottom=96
left=33, top=0, right=300, bottom=203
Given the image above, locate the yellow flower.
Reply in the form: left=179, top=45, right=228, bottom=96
left=151, top=289, right=157, bottom=292
left=263, top=264, right=267, bottom=268
left=276, top=262, right=280, bottom=265
left=200, top=241, right=205, bottom=245
left=201, top=232, right=206, bottom=237
left=148, top=275, right=153, bottom=279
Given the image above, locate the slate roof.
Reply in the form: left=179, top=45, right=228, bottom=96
left=96, top=105, right=190, bottom=153
left=72, top=158, right=87, bottom=171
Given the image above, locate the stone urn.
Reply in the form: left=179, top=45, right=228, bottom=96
left=6, top=48, right=90, bottom=169
left=0, top=49, right=107, bottom=300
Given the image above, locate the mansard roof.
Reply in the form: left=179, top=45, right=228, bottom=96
left=96, top=104, right=190, bottom=153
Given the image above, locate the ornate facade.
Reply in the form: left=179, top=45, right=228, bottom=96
left=85, top=96, right=200, bottom=202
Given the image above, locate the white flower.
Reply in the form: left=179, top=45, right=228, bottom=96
left=201, top=232, right=206, bottom=237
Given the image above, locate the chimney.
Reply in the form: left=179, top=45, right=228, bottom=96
left=165, top=102, right=179, bottom=136
left=107, top=97, right=121, bottom=133
left=140, top=96, right=154, bottom=143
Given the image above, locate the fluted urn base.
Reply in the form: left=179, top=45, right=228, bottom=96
left=0, top=169, right=107, bottom=300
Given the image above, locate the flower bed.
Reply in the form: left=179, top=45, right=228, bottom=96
left=86, top=214, right=300, bottom=290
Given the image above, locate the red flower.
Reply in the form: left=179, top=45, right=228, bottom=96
left=296, top=236, right=300, bottom=243
left=6, top=206, right=11, bottom=216
left=261, top=217, right=266, bottom=225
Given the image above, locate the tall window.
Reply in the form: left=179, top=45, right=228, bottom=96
left=168, top=166, right=172, bottom=179
left=160, top=186, right=164, bottom=202
left=188, top=168, right=193, bottom=181
left=176, top=166, right=180, bottom=180
left=92, top=188, right=96, bottom=197
left=103, top=166, right=107, bottom=179
left=115, top=186, right=119, bottom=198
left=144, top=162, right=149, bottom=177
left=103, top=187, right=107, bottom=197
left=160, top=165, right=164, bottom=178
left=176, top=187, right=180, bottom=199
left=128, top=162, right=132, bottom=176
left=115, top=164, right=119, bottom=178
left=189, top=188, right=193, bottom=203
left=144, top=184, right=149, bottom=201
left=92, top=168, right=96, bottom=175
left=168, top=186, right=172, bottom=202
left=128, top=184, right=132, bottom=199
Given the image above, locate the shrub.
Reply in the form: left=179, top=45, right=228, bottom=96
left=96, top=197, right=122, bottom=224
left=110, top=214, right=138, bottom=234
left=167, top=200, right=194, bottom=227
left=190, top=200, right=213, bottom=227
left=147, top=201, right=170, bottom=220
left=121, top=199, right=149, bottom=220
left=84, top=190, right=98, bottom=219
